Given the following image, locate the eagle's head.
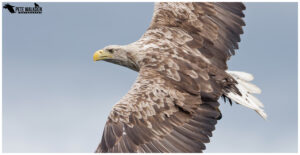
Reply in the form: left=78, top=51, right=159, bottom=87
left=93, top=45, right=140, bottom=71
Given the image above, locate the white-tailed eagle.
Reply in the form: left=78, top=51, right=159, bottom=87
left=93, top=2, right=266, bottom=153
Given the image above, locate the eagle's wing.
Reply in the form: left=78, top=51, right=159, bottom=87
left=147, top=2, right=245, bottom=70
left=96, top=68, right=221, bottom=153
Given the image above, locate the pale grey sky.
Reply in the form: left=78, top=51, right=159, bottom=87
left=2, top=2, right=298, bottom=153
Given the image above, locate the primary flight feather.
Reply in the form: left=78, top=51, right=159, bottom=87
left=93, top=2, right=266, bottom=153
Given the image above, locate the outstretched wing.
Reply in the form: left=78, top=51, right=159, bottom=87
left=96, top=68, right=221, bottom=153
left=146, top=2, right=245, bottom=70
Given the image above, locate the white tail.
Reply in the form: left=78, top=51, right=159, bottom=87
left=225, top=71, right=267, bottom=120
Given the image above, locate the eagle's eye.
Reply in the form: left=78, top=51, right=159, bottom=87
left=107, top=49, right=114, bottom=53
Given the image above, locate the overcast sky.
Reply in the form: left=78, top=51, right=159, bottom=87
left=2, top=2, right=298, bottom=153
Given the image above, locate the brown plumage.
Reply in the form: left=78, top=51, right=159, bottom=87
left=93, top=2, right=265, bottom=153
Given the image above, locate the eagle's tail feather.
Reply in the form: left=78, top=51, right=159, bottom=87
left=225, top=71, right=267, bottom=120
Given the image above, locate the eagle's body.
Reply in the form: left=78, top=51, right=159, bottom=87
left=93, top=2, right=266, bottom=153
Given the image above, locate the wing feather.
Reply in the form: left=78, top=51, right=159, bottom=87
left=96, top=68, right=221, bottom=152
left=146, top=2, right=245, bottom=70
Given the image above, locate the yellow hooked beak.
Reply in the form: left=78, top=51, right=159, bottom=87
left=93, top=50, right=113, bottom=61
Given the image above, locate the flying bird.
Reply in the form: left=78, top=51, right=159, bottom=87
left=93, top=2, right=266, bottom=153
left=3, top=4, right=15, bottom=14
